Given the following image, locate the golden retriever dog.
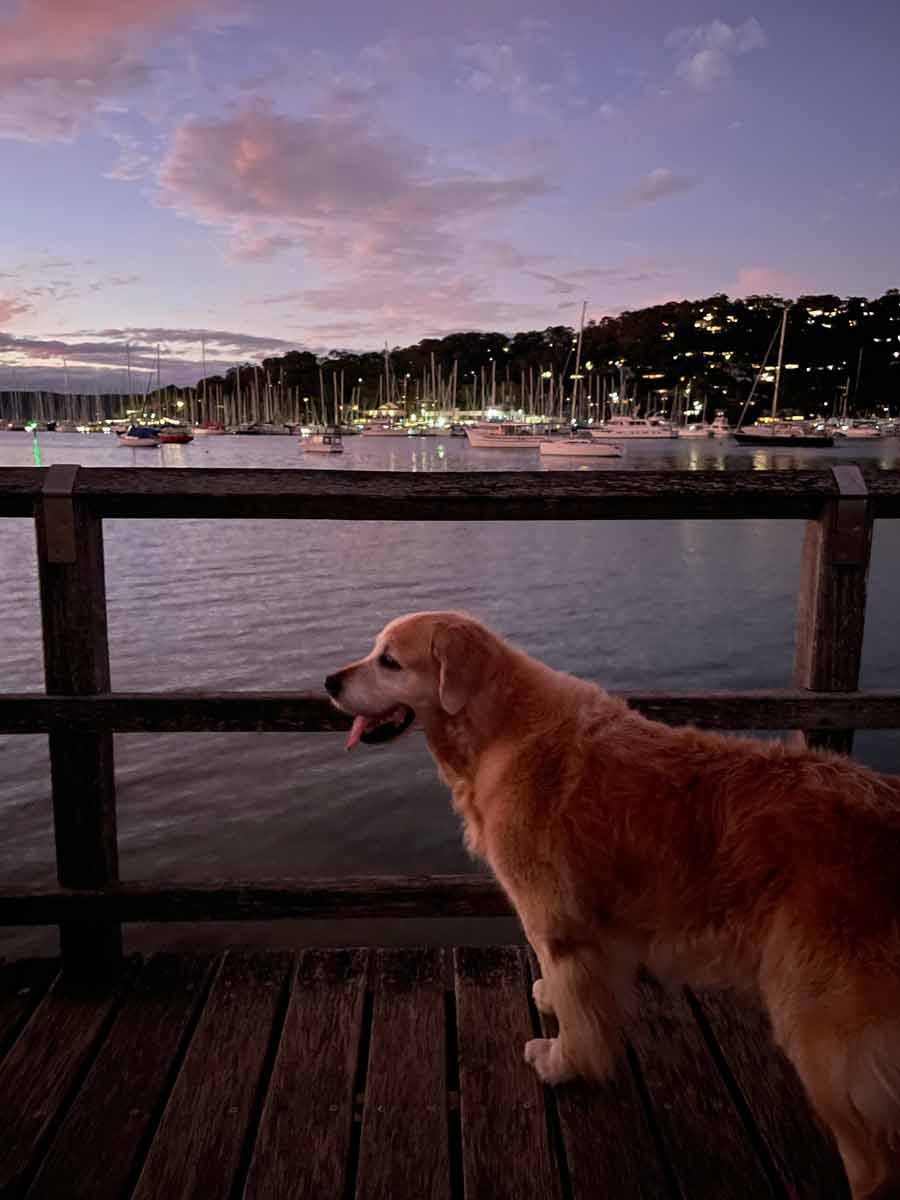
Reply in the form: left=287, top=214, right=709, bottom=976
left=325, top=611, right=900, bottom=1198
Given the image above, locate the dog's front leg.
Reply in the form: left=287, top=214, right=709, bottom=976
left=524, top=945, right=624, bottom=1086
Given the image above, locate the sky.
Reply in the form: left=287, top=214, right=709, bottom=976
left=1, top=0, right=899, bottom=390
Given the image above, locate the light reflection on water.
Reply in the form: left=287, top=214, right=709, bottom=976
left=1, top=431, right=898, bottom=954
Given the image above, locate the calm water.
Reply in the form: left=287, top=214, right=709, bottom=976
left=2, top=430, right=899, bottom=954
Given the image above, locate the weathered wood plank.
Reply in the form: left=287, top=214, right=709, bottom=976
left=132, top=951, right=291, bottom=1200
left=3, top=465, right=900, bottom=520
left=0, top=959, right=59, bottom=1061
left=455, top=946, right=562, bottom=1200
left=35, top=476, right=121, bottom=980
left=526, top=956, right=671, bottom=1200
left=0, top=961, right=135, bottom=1197
left=690, top=988, right=849, bottom=1199
left=243, top=948, right=367, bottom=1200
left=0, top=876, right=514, bottom=925
left=356, top=948, right=450, bottom=1200
left=26, top=954, right=215, bottom=1200
left=628, top=973, right=775, bottom=1199
left=3, top=688, right=900, bottom=734
left=793, top=466, right=874, bottom=754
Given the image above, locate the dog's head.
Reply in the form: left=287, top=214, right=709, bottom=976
left=325, top=611, right=497, bottom=749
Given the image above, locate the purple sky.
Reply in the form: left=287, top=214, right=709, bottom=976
left=1, top=0, right=898, bottom=389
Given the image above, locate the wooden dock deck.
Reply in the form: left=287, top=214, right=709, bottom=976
left=0, top=946, right=848, bottom=1200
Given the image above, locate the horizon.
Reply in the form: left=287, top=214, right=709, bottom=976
left=2, top=0, right=899, bottom=390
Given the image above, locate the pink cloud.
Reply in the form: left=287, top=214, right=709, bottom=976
left=228, top=230, right=296, bottom=262
left=158, top=102, right=553, bottom=270
left=0, top=0, right=235, bottom=141
left=0, top=296, right=32, bottom=324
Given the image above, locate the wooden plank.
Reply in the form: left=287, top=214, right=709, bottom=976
left=4, top=464, right=900, bottom=519
left=26, top=954, right=215, bottom=1200
left=0, top=876, right=514, bottom=925
left=132, top=951, right=291, bottom=1200
left=690, top=988, right=849, bottom=1199
left=455, top=946, right=562, bottom=1200
left=0, top=959, right=59, bottom=1061
left=243, top=948, right=367, bottom=1200
left=526, top=956, right=671, bottom=1200
left=4, top=687, right=900, bottom=735
left=356, top=948, right=450, bottom=1200
left=627, top=973, right=775, bottom=1199
left=35, top=480, right=121, bottom=980
left=793, top=468, right=874, bottom=754
left=0, top=961, right=135, bottom=1197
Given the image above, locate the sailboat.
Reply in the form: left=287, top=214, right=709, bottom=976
left=734, top=305, right=832, bottom=447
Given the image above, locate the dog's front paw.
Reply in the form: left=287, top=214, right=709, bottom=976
left=524, top=1037, right=575, bottom=1085
left=532, top=978, right=555, bottom=1016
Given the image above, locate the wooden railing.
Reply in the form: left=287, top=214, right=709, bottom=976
left=2, top=463, right=900, bottom=981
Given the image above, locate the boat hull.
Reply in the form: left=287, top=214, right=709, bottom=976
left=539, top=440, right=622, bottom=457
left=466, top=432, right=539, bottom=449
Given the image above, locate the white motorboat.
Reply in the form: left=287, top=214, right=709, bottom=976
left=465, top=422, right=541, bottom=449
left=303, top=427, right=344, bottom=453
left=539, top=435, right=622, bottom=458
left=193, top=423, right=227, bottom=436
left=839, top=421, right=881, bottom=439
left=590, top=416, right=677, bottom=440
left=679, top=423, right=714, bottom=438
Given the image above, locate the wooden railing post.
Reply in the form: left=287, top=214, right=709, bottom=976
left=35, top=465, right=122, bottom=981
left=793, top=465, right=873, bottom=753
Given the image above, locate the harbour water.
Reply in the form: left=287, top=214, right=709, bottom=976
left=2, top=430, right=899, bottom=955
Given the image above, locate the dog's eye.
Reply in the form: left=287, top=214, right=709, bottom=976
left=379, top=651, right=401, bottom=671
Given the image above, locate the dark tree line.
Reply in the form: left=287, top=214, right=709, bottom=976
left=195, top=288, right=900, bottom=419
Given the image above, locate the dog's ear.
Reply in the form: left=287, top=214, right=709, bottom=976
left=431, top=621, right=488, bottom=715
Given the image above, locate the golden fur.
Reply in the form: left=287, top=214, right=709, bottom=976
left=329, top=611, right=900, bottom=1198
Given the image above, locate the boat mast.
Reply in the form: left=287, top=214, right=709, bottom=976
left=201, top=335, right=207, bottom=423
left=853, top=346, right=864, bottom=415
left=771, top=303, right=790, bottom=418
left=572, top=300, right=587, bottom=424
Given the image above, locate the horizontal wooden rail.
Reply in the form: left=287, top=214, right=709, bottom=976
left=3, top=689, right=900, bottom=733
left=0, top=876, right=513, bottom=925
left=2, top=466, right=900, bottom=520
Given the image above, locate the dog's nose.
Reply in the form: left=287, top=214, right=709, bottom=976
left=324, top=673, right=342, bottom=698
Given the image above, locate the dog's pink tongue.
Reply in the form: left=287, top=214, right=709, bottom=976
left=345, top=715, right=368, bottom=751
